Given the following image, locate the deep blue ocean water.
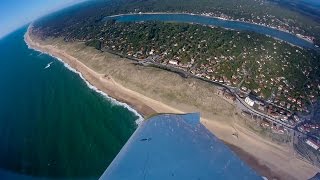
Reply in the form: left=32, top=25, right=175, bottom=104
left=0, top=27, right=140, bottom=179
left=0, top=10, right=318, bottom=180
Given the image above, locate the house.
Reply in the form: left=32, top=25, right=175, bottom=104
left=168, top=60, right=178, bottom=65
left=270, top=112, right=280, bottom=119
left=241, top=86, right=248, bottom=92
left=306, top=139, right=320, bottom=150
left=245, top=97, right=255, bottom=107
left=277, top=126, right=285, bottom=134
left=258, top=105, right=265, bottom=112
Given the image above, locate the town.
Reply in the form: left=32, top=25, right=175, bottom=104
left=74, top=20, right=320, bottom=165
left=199, top=11, right=316, bottom=44
left=27, top=0, right=320, bottom=177
left=97, top=20, right=319, bottom=118
left=113, top=0, right=320, bottom=47
left=31, top=4, right=320, bottom=167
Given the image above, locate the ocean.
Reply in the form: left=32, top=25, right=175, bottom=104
left=0, top=26, right=140, bottom=179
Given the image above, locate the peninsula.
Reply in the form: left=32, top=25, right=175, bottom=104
left=25, top=0, right=320, bottom=179
left=26, top=25, right=319, bottom=179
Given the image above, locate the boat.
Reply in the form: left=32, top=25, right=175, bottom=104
left=44, top=62, right=53, bottom=69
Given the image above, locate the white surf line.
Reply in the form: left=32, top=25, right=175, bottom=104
left=24, top=33, right=144, bottom=125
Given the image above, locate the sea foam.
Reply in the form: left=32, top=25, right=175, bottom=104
left=25, top=34, right=144, bottom=125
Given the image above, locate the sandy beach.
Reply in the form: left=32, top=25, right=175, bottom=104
left=25, top=27, right=320, bottom=180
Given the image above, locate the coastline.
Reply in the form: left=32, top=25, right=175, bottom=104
left=25, top=28, right=153, bottom=120
left=25, top=27, right=320, bottom=180
left=24, top=31, right=145, bottom=125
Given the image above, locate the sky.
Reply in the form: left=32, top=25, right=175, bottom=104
left=0, top=0, right=318, bottom=40
left=0, top=0, right=85, bottom=39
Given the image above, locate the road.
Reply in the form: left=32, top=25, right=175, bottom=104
left=101, top=49, right=302, bottom=132
left=140, top=58, right=308, bottom=133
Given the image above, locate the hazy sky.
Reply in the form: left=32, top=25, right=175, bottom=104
left=0, top=0, right=85, bottom=39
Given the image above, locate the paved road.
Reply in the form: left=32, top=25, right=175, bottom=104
left=235, top=94, right=295, bottom=129
left=141, top=59, right=300, bottom=130
left=106, top=54, right=300, bottom=132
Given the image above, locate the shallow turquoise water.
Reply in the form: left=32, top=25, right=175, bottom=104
left=0, top=27, right=139, bottom=179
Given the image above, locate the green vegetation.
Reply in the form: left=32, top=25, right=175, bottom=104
left=68, top=21, right=318, bottom=113
left=33, top=0, right=320, bottom=46
left=31, top=0, right=320, bottom=112
left=85, top=39, right=102, bottom=50
left=116, top=0, right=320, bottom=46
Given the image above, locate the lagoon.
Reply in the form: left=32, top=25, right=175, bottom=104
left=107, top=13, right=318, bottom=50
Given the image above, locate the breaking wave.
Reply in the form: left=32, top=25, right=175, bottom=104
left=25, top=33, right=144, bottom=125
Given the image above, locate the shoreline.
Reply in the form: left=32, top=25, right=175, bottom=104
left=25, top=26, right=320, bottom=180
left=24, top=31, right=145, bottom=125
left=25, top=27, right=153, bottom=120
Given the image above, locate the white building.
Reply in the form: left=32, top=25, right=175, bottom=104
left=306, top=139, right=320, bottom=150
left=168, top=60, right=178, bottom=65
left=245, top=97, right=255, bottom=107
